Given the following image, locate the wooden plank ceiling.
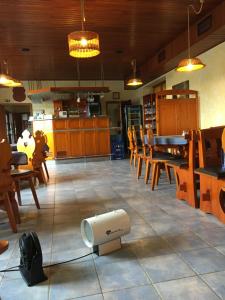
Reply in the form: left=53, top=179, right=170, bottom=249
left=0, top=0, right=223, bottom=81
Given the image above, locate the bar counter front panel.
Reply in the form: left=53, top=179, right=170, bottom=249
left=33, top=117, right=110, bottom=159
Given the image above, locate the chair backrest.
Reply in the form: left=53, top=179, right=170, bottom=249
left=222, top=128, right=225, bottom=167
left=33, top=130, right=46, bottom=169
left=198, top=126, right=225, bottom=168
left=186, top=130, right=197, bottom=170
left=0, top=139, right=13, bottom=192
left=131, top=126, right=138, bottom=148
left=17, top=129, right=35, bottom=169
left=127, top=127, right=134, bottom=150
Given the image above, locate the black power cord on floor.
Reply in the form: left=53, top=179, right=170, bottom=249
left=0, top=252, right=93, bottom=273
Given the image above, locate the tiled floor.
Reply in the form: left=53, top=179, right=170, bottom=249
left=1, top=159, right=225, bottom=300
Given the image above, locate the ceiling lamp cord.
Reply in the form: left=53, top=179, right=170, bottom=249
left=81, top=0, right=86, bottom=31
left=176, top=0, right=205, bottom=72
left=76, top=59, right=81, bottom=102
left=126, top=59, right=143, bottom=87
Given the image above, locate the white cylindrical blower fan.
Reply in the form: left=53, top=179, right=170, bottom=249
left=81, top=209, right=130, bottom=255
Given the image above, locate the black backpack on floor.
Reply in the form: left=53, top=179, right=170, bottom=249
left=19, top=232, right=48, bottom=286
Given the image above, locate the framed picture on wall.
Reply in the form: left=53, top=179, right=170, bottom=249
left=112, top=92, right=120, bottom=100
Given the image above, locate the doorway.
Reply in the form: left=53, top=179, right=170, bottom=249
left=2, top=103, right=32, bottom=144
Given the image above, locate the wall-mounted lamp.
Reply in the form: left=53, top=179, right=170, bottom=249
left=176, top=0, right=205, bottom=72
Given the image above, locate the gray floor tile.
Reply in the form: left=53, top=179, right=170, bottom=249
left=155, top=276, right=220, bottom=300
left=180, top=247, right=225, bottom=274
left=103, top=285, right=160, bottom=300
left=201, top=271, right=225, bottom=299
left=0, top=277, right=49, bottom=300
left=1, top=159, right=225, bottom=299
left=95, top=259, right=150, bottom=292
left=162, top=231, right=210, bottom=252
left=140, top=253, right=195, bottom=283
left=49, top=260, right=101, bottom=300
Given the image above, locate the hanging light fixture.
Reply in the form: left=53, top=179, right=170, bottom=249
left=176, top=0, right=205, bottom=72
left=0, top=61, right=22, bottom=87
left=68, top=0, right=100, bottom=58
left=127, top=59, right=143, bottom=86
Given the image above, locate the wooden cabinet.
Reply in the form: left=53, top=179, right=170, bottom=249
left=155, top=89, right=199, bottom=135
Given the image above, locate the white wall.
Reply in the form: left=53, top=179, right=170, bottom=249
left=139, top=41, right=225, bottom=129
left=0, top=80, right=139, bottom=115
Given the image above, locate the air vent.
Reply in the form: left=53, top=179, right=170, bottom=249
left=158, top=49, right=166, bottom=63
left=197, top=15, right=212, bottom=36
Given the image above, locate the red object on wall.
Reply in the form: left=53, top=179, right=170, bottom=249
left=13, top=87, right=26, bottom=102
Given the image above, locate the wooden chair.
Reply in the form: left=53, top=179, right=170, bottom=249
left=131, top=126, right=142, bottom=167
left=11, top=130, right=41, bottom=208
left=166, top=131, right=198, bottom=208
left=33, top=130, right=49, bottom=182
left=195, top=126, right=225, bottom=223
left=137, top=126, right=152, bottom=179
left=0, top=139, right=20, bottom=232
left=127, top=127, right=135, bottom=165
left=144, top=130, right=175, bottom=190
left=0, top=240, right=9, bottom=254
left=17, top=129, right=47, bottom=184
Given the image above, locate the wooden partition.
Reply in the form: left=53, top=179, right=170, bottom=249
left=155, top=90, right=199, bottom=135
left=33, top=117, right=110, bottom=159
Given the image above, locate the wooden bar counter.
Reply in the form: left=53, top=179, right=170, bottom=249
left=33, top=116, right=110, bottom=159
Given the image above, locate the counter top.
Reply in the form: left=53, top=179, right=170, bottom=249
left=33, top=116, right=107, bottom=121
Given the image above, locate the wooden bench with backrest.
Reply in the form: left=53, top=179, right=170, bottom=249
left=195, top=126, right=225, bottom=223
left=166, top=130, right=198, bottom=208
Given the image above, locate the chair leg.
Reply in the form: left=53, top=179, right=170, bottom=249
left=156, top=164, right=161, bottom=186
left=151, top=162, right=158, bottom=191
left=145, top=160, right=151, bottom=184
left=3, top=192, right=17, bottom=233
left=133, top=153, right=137, bottom=167
left=28, top=177, right=40, bottom=209
left=14, top=180, right=22, bottom=206
left=130, top=151, right=133, bottom=165
left=8, top=191, right=21, bottom=224
left=137, top=156, right=143, bottom=179
left=36, top=166, right=47, bottom=185
left=165, top=164, right=172, bottom=184
left=43, top=161, right=49, bottom=179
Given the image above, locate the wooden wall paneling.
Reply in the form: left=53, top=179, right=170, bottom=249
left=94, top=117, right=109, bottom=128
left=80, top=118, right=94, bottom=129
left=53, top=119, right=67, bottom=130
left=83, top=130, right=96, bottom=156
left=0, top=105, right=7, bottom=140
left=53, top=132, right=69, bottom=158
left=68, top=118, right=80, bottom=129
left=176, top=100, right=199, bottom=133
left=96, top=129, right=110, bottom=155
left=69, top=131, right=84, bottom=157
left=157, top=100, right=177, bottom=135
